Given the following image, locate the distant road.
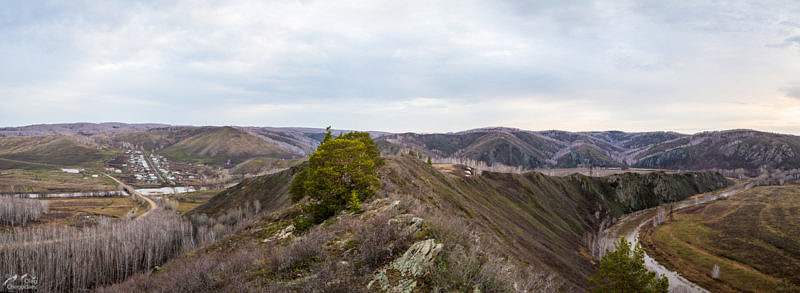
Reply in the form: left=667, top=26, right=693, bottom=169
left=142, top=153, right=169, bottom=185
left=104, top=174, right=157, bottom=219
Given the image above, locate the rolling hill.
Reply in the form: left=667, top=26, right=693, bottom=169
left=158, top=127, right=296, bottom=166
left=0, top=122, right=168, bottom=137
left=170, top=156, right=730, bottom=290
left=0, top=135, right=116, bottom=168
left=378, top=128, right=800, bottom=172
left=4, top=123, right=799, bottom=172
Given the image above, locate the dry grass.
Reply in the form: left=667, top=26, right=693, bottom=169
left=37, top=196, right=143, bottom=226
left=641, top=184, right=800, bottom=292
left=168, top=189, right=220, bottom=214
left=0, top=168, right=117, bottom=194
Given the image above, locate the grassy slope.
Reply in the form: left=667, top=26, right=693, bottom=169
left=635, top=130, right=800, bottom=170
left=159, top=127, right=295, bottom=166
left=382, top=129, right=800, bottom=171
left=378, top=157, right=729, bottom=288
left=187, top=163, right=304, bottom=217
left=181, top=156, right=729, bottom=289
left=230, top=157, right=305, bottom=176
left=0, top=169, right=118, bottom=193
left=0, top=135, right=119, bottom=169
left=642, top=184, right=800, bottom=292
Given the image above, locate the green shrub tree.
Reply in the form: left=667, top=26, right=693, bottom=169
left=290, top=127, right=383, bottom=227
left=590, top=236, right=668, bottom=293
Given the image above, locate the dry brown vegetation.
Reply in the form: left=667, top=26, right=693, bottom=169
left=0, top=169, right=117, bottom=194
left=641, top=184, right=800, bottom=292
left=0, top=197, right=49, bottom=226
left=168, top=189, right=220, bottom=214
left=38, top=196, right=142, bottom=226
left=10, top=155, right=729, bottom=292
left=101, top=164, right=564, bottom=292
left=0, top=209, right=192, bottom=292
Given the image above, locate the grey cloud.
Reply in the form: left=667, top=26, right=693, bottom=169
left=785, top=35, right=800, bottom=46
left=1, top=1, right=800, bottom=133
left=784, top=85, right=800, bottom=99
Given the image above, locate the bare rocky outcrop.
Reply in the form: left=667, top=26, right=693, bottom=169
left=367, top=239, right=443, bottom=292
left=262, top=224, right=295, bottom=243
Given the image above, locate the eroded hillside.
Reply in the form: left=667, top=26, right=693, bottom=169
left=379, top=128, right=800, bottom=172
left=108, top=156, right=731, bottom=291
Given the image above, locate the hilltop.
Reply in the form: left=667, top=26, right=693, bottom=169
left=133, top=156, right=730, bottom=291
left=3, top=123, right=800, bottom=173
left=378, top=128, right=800, bottom=172
left=0, top=135, right=116, bottom=169
left=0, top=122, right=168, bottom=137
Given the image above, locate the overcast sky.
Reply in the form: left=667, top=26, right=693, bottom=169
left=2, top=1, right=800, bottom=134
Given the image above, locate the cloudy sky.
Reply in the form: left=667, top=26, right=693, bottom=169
left=2, top=1, right=800, bottom=134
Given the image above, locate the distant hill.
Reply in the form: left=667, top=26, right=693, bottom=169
left=5, top=123, right=799, bottom=172
left=0, top=135, right=115, bottom=168
left=0, top=122, right=168, bottom=137
left=157, top=127, right=297, bottom=166
left=378, top=128, right=800, bottom=171
left=240, top=126, right=392, bottom=155
left=632, top=129, right=800, bottom=170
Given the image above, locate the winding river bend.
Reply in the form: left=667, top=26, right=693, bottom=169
left=602, top=181, right=753, bottom=293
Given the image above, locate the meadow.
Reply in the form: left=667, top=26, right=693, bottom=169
left=641, top=184, right=800, bottom=292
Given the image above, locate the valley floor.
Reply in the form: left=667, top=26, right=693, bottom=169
left=641, top=184, right=800, bottom=292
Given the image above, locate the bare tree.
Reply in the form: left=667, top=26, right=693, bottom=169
left=0, top=197, right=49, bottom=226
left=711, top=264, right=720, bottom=279
left=0, top=208, right=193, bottom=292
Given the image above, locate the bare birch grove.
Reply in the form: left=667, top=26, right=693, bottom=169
left=0, top=197, right=49, bottom=226
left=0, top=208, right=192, bottom=292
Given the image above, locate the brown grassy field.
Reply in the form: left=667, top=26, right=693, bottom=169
left=37, top=197, right=144, bottom=227
left=641, top=184, right=800, bottom=292
left=0, top=169, right=117, bottom=194
left=168, top=189, right=220, bottom=214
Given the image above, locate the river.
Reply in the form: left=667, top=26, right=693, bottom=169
left=1, top=186, right=207, bottom=198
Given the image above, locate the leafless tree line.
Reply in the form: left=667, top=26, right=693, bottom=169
left=0, top=197, right=49, bottom=226
left=712, top=167, right=800, bottom=185
left=433, top=157, right=525, bottom=174
left=0, top=209, right=192, bottom=292
left=189, top=200, right=262, bottom=245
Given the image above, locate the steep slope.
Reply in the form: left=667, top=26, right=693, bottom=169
left=109, top=156, right=730, bottom=291
left=379, top=128, right=800, bottom=172
left=379, top=157, right=729, bottom=288
left=187, top=163, right=304, bottom=217
left=634, top=129, right=800, bottom=171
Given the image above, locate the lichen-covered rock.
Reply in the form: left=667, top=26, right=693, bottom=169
left=387, top=214, right=425, bottom=235
left=367, top=239, right=443, bottom=292
left=262, top=224, right=295, bottom=243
